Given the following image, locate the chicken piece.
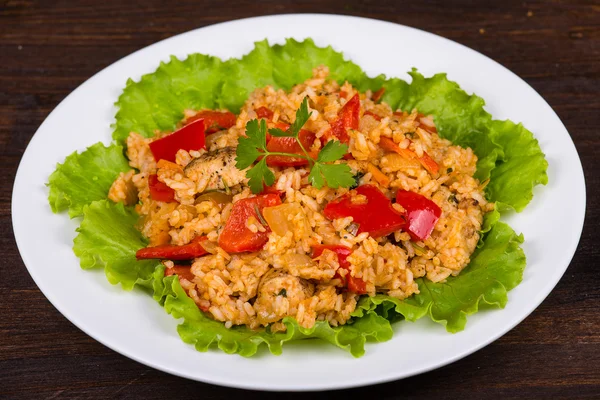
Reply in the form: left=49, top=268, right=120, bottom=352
left=206, top=129, right=241, bottom=151
left=254, top=270, right=315, bottom=325
left=183, top=147, right=247, bottom=193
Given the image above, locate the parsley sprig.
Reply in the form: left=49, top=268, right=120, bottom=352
left=236, top=97, right=354, bottom=193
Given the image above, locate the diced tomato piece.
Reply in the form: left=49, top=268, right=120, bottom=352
left=148, top=174, right=176, bottom=203
left=164, top=265, right=195, bottom=282
left=149, top=118, right=206, bottom=162
left=312, top=244, right=367, bottom=294
left=329, top=93, right=360, bottom=143
left=255, top=106, right=274, bottom=120
left=324, top=185, right=406, bottom=238
left=372, top=87, right=386, bottom=103
left=136, top=236, right=209, bottom=260
left=339, top=90, right=348, bottom=99
left=185, top=110, right=236, bottom=134
left=218, top=194, right=282, bottom=253
left=395, top=190, right=442, bottom=241
left=265, top=121, right=317, bottom=167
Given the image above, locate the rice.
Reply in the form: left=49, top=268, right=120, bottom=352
left=112, top=65, right=494, bottom=331
left=107, top=170, right=137, bottom=205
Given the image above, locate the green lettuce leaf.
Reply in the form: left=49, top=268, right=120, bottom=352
left=71, top=199, right=393, bottom=357
left=73, top=200, right=160, bottom=291
left=486, top=120, right=549, bottom=211
left=113, top=54, right=225, bottom=143
left=219, top=38, right=386, bottom=112
left=112, top=39, right=547, bottom=211
left=49, top=38, right=549, bottom=357
left=383, top=70, right=548, bottom=211
left=352, top=208, right=526, bottom=332
left=152, top=275, right=392, bottom=357
left=47, top=142, right=130, bottom=218
left=383, top=71, right=501, bottom=181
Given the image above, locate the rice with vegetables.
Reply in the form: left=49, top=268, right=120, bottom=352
left=109, top=66, right=494, bottom=332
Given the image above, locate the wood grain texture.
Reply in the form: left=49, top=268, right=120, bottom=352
left=1, top=0, right=598, bottom=398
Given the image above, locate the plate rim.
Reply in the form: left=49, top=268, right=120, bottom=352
left=11, top=13, right=586, bottom=391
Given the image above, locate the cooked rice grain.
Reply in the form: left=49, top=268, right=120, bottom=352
left=114, top=66, right=492, bottom=331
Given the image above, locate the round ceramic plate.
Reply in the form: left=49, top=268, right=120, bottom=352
left=12, top=14, right=585, bottom=391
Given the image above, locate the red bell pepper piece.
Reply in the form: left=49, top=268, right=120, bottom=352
left=262, top=183, right=285, bottom=196
left=265, top=122, right=317, bottom=167
left=218, top=194, right=282, bottom=253
left=185, top=110, right=236, bottom=134
left=149, top=118, right=206, bottom=162
left=417, top=113, right=438, bottom=134
left=329, top=93, right=360, bottom=143
left=148, top=174, right=176, bottom=203
left=164, top=265, right=195, bottom=281
left=378, top=136, right=402, bottom=153
left=395, top=190, right=441, bottom=241
left=164, top=266, right=209, bottom=311
left=312, top=244, right=367, bottom=294
left=419, top=151, right=439, bottom=175
left=379, top=136, right=418, bottom=160
left=347, top=275, right=367, bottom=294
left=136, top=236, right=209, bottom=260
left=372, top=87, right=386, bottom=103
left=255, top=106, right=274, bottom=120
left=312, top=244, right=352, bottom=268
left=379, top=137, right=439, bottom=175
left=364, top=110, right=382, bottom=121
left=324, top=185, right=406, bottom=238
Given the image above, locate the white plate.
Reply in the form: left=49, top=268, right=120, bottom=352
left=12, top=14, right=585, bottom=391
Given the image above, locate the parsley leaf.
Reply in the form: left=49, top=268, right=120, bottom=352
left=308, top=163, right=354, bottom=189
left=317, top=141, right=348, bottom=162
left=246, top=157, right=275, bottom=194
left=268, top=128, right=294, bottom=137
left=236, top=119, right=267, bottom=169
left=267, top=97, right=312, bottom=138
left=308, top=164, right=326, bottom=189
left=235, top=96, right=354, bottom=193
left=321, top=164, right=354, bottom=188
left=288, top=97, right=312, bottom=135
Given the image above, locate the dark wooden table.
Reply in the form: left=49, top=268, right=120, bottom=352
left=2, top=1, right=598, bottom=398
